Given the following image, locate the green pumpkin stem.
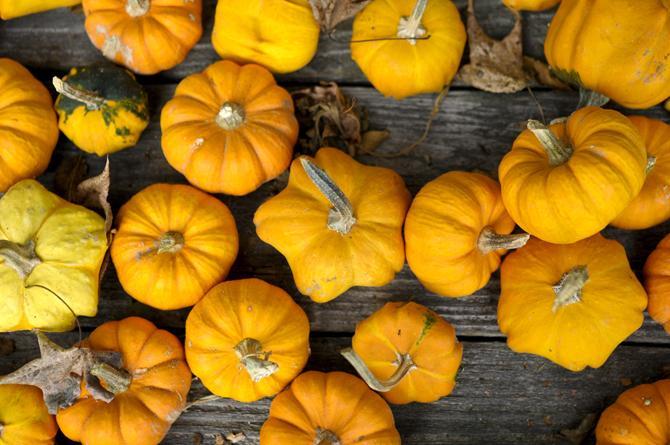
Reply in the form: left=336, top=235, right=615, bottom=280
left=577, top=87, right=610, bottom=109
left=234, top=338, right=279, bottom=383
left=647, top=155, right=657, bottom=175
left=52, top=76, right=106, bottom=111
left=0, top=240, right=41, bottom=279
left=314, top=428, right=342, bottom=445
left=527, top=120, right=573, bottom=166
left=126, top=0, right=150, bottom=17
left=552, top=265, right=589, bottom=312
left=341, top=347, right=415, bottom=392
left=397, top=0, right=428, bottom=45
left=89, top=361, right=132, bottom=395
left=477, top=227, right=530, bottom=255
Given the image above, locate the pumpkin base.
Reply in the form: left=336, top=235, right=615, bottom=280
left=314, top=428, right=341, bottom=445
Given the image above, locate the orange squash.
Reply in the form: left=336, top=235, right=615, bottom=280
left=0, top=384, right=57, bottom=445
left=185, top=278, right=310, bottom=403
left=643, top=234, right=670, bottom=334
left=161, top=60, right=298, bottom=196
left=260, top=371, right=401, bottom=444
left=405, top=171, right=528, bottom=298
left=502, top=0, right=560, bottom=10
left=111, top=183, right=239, bottom=310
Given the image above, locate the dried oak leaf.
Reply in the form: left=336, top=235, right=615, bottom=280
left=559, top=413, right=598, bottom=445
left=309, top=0, right=371, bottom=32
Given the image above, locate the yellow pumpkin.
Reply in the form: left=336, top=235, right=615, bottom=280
left=643, top=234, right=670, bottom=334
left=502, top=0, right=560, bottom=10
left=185, top=278, right=310, bottom=403
left=254, top=148, right=411, bottom=303
left=0, top=384, right=57, bottom=445
left=351, top=0, right=466, bottom=99
left=499, top=106, right=647, bottom=244
left=405, top=171, right=528, bottom=298
left=498, top=234, right=647, bottom=371
left=545, top=0, right=670, bottom=109
left=212, top=0, right=320, bottom=74
left=0, top=180, right=108, bottom=332
left=0, top=0, right=79, bottom=19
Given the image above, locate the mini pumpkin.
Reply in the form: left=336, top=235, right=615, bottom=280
left=111, top=183, right=238, bottom=310
left=499, top=106, right=647, bottom=244
left=0, top=0, right=80, bottom=19
left=82, top=0, right=202, bottom=75
left=343, top=302, right=462, bottom=404
left=0, top=59, right=58, bottom=192
left=545, top=0, right=670, bottom=109
left=0, top=384, right=57, bottom=445
left=56, top=317, right=192, bottom=445
left=405, top=171, right=528, bottom=298
left=53, top=64, right=149, bottom=156
left=498, top=234, right=647, bottom=371
left=502, top=0, right=560, bottom=10
left=212, top=0, right=319, bottom=74
left=260, top=371, right=401, bottom=444
left=0, top=180, right=108, bottom=332
left=351, top=0, right=466, bottom=99
left=161, top=60, right=298, bottom=196
left=254, top=148, right=411, bottom=303
left=643, top=234, right=670, bottom=334
left=185, top=278, right=310, bottom=403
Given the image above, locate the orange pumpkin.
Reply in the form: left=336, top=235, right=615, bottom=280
left=161, top=60, right=298, bottom=196
left=260, top=371, right=401, bottom=444
left=111, top=183, right=239, bottom=310
left=82, top=0, right=202, bottom=75
left=343, top=302, right=462, bottom=404
left=405, top=171, right=528, bottom=298
left=0, top=384, right=57, bottom=445
left=185, top=278, right=310, bottom=403
left=502, top=0, right=560, bottom=10
left=56, top=317, right=192, bottom=445
left=643, top=234, right=670, bottom=334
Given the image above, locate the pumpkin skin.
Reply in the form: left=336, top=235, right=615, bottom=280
left=56, top=317, right=192, bottom=445
left=161, top=60, right=298, bottom=196
left=351, top=0, right=466, bottom=99
left=82, top=0, right=202, bottom=75
left=405, top=171, right=527, bottom=298
left=54, top=64, right=149, bottom=156
left=260, top=371, right=401, bottom=445
left=596, top=379, right=670, bottom=444
left=212, top=0, right=319, bottom=74
left=0, top=385, right=57, bottom=445
left=185, top=278, right=310, bottom=403
left=545, top=0, right=670, bottom=109
left=499, top=106, right=647, bottom=244
left=643, top=234, right=670, bottom=334
left=111, top=183, right=238, bottom=310
left=0, top=180, right=108, bottom=332
left=254, top=148, right=411, bottom=303
left=611, top=116, right=670, bottom=230
left=0, top=0, right=80, bottom=19
left=0, top=59, right=58, bottom=192
left=502, top=0, right=560, bottom=10
left=498, top=234, right=647, bottom=372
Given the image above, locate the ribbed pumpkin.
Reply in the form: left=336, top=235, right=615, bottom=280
left=0, top=0, right=80, bottom=19
left=499, top=106, right=647, bottom=244
left=498, top=234, right=647, bottom=371
left=260, top=371, right=401, bottom=445
left=111, top=183, right=239, bottom=310
left=212, top=0, right=319, bottom=74
left=502, top=0, right=560, bottom=10
left=545, top=0, right=670, bottom=109
left=343, top=302, right=462, bottom=404
left=56, top=317, right=192, bottom=445
left=185, top=279, right=310, bottom=403
left=0, top=59, right=58, bottom=192
left=254, top=148, right=411, bottom=303
left=161, top=60, right=298, bottom=196
left=0, top=384, right=57, bottom=445
left=82, top=0, right=202, bottom=75
left=351, top=0, right=466, bottom=99
left=643, top=234, right=670, bottom=334
left=405, top=171, right=528, bottom=298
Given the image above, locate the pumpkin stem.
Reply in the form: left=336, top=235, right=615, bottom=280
left=477, top=227, right=530, bottom=255
left=647, top=155, right=657, bottom=175
left=396, top=0, right=428, bottom=45
left=52, top=76, right=106, bottom=111
left=0, top=240, right=41, bottom=279
left=527, top=120, right=573, bottom=166
left=341, top=347, right=415, bottom=392
left=577, top=87, right=610, bottom=109
left=126, top=0, right=150, bottom=17
left=314, top=428, right=341, bottom=445
left=552, top=265, right=589, bottom=312
left=300, top=158, right=357, bottom=235
left=216, top=102, right=246, bottom=130
left=90, top=361, right=132, bottom=395
left=234, top=338, right=279, bottom=383
left=157, top=231, right=185, bottom=254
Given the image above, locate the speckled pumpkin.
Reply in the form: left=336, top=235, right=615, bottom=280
left=0, top=384, right=57, bottom=445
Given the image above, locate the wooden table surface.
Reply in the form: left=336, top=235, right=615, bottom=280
left=1, top=1, right=670, bottom=444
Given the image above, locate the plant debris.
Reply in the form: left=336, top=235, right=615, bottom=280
left=226, top=432, right=246, bottom=443
left=559, top=413, right=598, bottom=445
left=0, top=337, right=14, bottom=356
left=309, top=0, right=371, bottom=32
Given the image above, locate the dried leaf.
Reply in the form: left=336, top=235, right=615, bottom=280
left=523, top=56, right=570, bottom=90
left=559, top=413, right=598, bottom=445
left=226, top=432, right=246, bottom=443
left=214, top=434, right=226, bottom=445
left=360, top=130, right=391, bottom=154
left=309, top=0, right=371, bottom=32
left=75, top=158, right=113, bottom=234
left=55, top=155, right=88, bottom=202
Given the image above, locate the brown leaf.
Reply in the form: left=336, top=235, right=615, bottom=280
left=559, top=413, right=598, bottom=445
left=309, top=0, right=371, bottom=32
left=360, top=130, right=391, bottom=154
left=523, top=56, right=570, bottom=90
left=226, top=432, right=246, bottom=443
left=75, top=158, right=113, bottom=235
left=55, top=155, right=88, bottom=202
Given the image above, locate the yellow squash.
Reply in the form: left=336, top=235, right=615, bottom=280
left=0, top=384, right=57, bottom=445
left=0, top=0, right=80, bottom=19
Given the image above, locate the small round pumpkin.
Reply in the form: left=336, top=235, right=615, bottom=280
left=499, top=106, right=647, bottom=244
left=82, top=0, right=202, bottom=75
left=56, top=317, right=192, bottom=445
left=161, top=60, right=298, bottom=196
left=254, top=147, right=411, bottom=303
left=212, top=0, right=320, bottom=74
left=0, top=384, right=57, bottom=445
left=185, top=278, right=310, bottom=403
left=351, top=0, right=466, bottom=99
left=0, top=0, right=80, bottom=19
left=53, top=64, right=149, bottom=156
left=405, top=171, right=528, bottom=298
left=0, top=59, right=58, bottom=192
left=260, top=371, right=401, bottom=445
left=502, top=0, right=560, bottom=10
left=343, top=302, right=462, bottom=404
left=498, top=234, right=648, bottom=372
left=643, top=234, right=670, bottom=334
left=111, top=183, right=238, bottom=310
